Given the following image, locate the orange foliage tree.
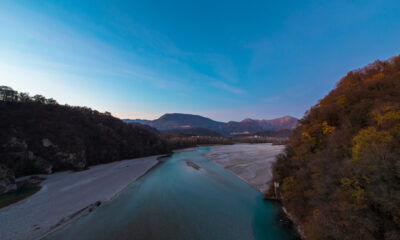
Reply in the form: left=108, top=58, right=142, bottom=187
left=272, top=55, right=400, bottom=240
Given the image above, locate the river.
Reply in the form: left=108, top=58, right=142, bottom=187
left=47, top=146, right=296, bottom=240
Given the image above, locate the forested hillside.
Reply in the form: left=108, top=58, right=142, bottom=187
left=0, top=87, right=168, bottom=193
left=272, top=55, right=400, bottom=239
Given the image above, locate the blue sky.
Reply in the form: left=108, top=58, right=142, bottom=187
left=1, top=0, right=400, bottom=121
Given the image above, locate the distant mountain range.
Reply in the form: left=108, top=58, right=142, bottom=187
left=122, top=113, right=298, bottom=137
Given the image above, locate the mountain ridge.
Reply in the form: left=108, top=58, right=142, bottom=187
left=241, top=115, right=298, bottom=130
left=123, top=113, right=298, bottom=137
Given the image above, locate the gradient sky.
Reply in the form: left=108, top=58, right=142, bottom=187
left=1, top=0, right=400, bottom=121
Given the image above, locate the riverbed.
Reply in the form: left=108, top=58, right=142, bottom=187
left=47, top=146, right=296, bottom=240
left=0, top=155, right=160, bottom=240
left=205, top=143, right=285, bottom=192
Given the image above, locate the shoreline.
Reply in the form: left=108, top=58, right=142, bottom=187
left=282, top=207, right=306, bottom=239
left=204, top=143, right=305, bottom=239
left=0, top=154, right=166, bottom=240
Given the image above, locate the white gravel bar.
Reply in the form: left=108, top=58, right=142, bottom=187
left=204, top=143, right=285, bottom=192
left=0, top=155, right=161, bottom=240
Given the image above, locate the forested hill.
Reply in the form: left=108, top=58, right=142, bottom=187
left=0, top=88, right=168, bottom=193
left=271, top=55, right=400, bottom=239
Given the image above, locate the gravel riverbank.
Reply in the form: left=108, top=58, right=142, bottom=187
left=0, top=155, right=161, bottom=240
left=204, top=143, right=284, bottom=192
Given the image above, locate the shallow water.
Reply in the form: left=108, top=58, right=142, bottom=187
left=48, top=146, right=296, bottom=240
left=0, top=185, right=41, bottom=209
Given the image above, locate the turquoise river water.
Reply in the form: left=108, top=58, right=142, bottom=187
left=47, top=146, right=297, bottom=240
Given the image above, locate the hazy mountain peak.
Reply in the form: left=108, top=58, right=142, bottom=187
left=123, top=113, right=297, bottom=136
left=158, top=113, right=216, bottom=122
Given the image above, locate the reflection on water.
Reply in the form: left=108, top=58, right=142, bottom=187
left=0, top=185, right=41, bottom=209
left=48, top=146, right=296, bottom=240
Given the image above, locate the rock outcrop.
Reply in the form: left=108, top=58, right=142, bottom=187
left=0, top=136, right=88, bottom=176
left=0, top=164, right=17, bottom=194
left=54, top=151, right=86, bottom=171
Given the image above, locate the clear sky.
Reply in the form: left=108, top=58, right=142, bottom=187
left=1, top=0, right=400, bottom=121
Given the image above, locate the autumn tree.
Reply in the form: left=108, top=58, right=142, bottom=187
left=272, top=55, right=400, bottom=239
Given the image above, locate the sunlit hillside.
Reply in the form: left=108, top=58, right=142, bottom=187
left=272, top=55, right=400, bottom=239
